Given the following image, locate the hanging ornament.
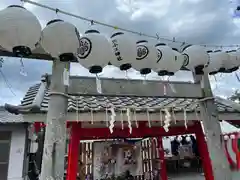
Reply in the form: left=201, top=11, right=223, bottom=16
left=76, top=27, right=111, bottom=93
left=154, top=43, right=174, bottom=76
left=230, top=134, right=236, bottom=139
left=41, top=19, right=79, bottom=61
left=132, top=40, right=157, bottom=75
left=126, top=108, right=132, bottom=134
left=0, top=5, right=41, bottom=56
left=223, top=50, right=239, bottom=73
left=224, top=135, right=229, bottom=141
left=182, top=45, right=209, bottom=74
left=109, top=30, right=136, bottom=71
left=76, top=28, right=111, bottom=74
left=109, top=106, right=116, bottom=134
left=154, top=44, right=182, bottom=76
left=163, top=108, right=171, bottom=132
left=204, top=50, right=224, bottom=75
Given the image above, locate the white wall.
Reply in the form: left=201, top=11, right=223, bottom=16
left=0, top=124, right=27, bottom=180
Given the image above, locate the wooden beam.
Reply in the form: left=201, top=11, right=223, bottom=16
left=67, top=76, right=203, bottom=98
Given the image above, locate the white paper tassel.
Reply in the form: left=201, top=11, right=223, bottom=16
left=126, top=108, right=132, bottom=134
left=184, top=108, right=188, bottom=129
left=120, top=109, right=124, bottom=130
left=169, top=83, right=176, bottom=93
left=96, top=75, right=102, bottom=94
left=109, top=106, right=116, bottom=134
left=105, top=107, right=109, bottom=126
left=63, top=67, right=70, bottom=86
left=133, top=108, right=139, bottom=128
left=90, top=108, right=94, bottom=124
left=147, top=108, right=151, bottom=128
left=20, top=58, right=28, bottom=76
left=163, top=108, right=171, bottom=132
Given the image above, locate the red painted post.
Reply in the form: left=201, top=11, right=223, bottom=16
left=158, top=137, right=168, bottom=180
left=66, top=122, right=81, bottom=180
left=195, top=122, right=214, bottom=180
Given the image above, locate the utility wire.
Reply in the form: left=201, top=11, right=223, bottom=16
left=21, top=0, right=240, bottom=49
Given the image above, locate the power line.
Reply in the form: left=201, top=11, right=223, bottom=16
left=21, top=0, right=240, bottom=49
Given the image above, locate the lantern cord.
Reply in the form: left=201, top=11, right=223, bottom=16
left=19, top=58, right=27, bottom=76
left=21, top=0, right=240, bottom=48
left=125, top=70, right=130, bottom=80
left=142, top=75, right=147, bottom=85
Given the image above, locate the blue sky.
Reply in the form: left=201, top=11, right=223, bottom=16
left=0, top=0, right=240, bottom=105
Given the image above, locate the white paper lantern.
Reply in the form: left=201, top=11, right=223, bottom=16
left=177, top=136, right=182, bottom=142
left=204, top=50, right=224, bottom=75
left=182, top=45, right=209, bottom=74
left=223, top=50, right=239, bottom=73
left=40, top=19, right=79, bottom=60
left=153, top=43, right=175, bottom=76
left=76, top=29, right=111, bottom=74
left=186, top=136, right=191, bottom=142
left=132, top=40, right=157, bottom=75
left=223, top=135, right=229, bottom=141
left=0, top=5, right=41, bottom=56
left=236, top=49, right=240, bottom=67
left=230, top=134, right=235, bottom=139
left=109, top=31, right=136, bottom=71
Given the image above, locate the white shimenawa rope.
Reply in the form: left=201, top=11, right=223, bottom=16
left=126, top=108, right=132, bottom=134
left=109, top=106, right=116, bottom=134
left=163, top=108, right=171, bottom=132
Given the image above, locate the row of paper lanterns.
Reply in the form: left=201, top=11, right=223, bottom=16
left=0, top=5, right=240, bottom=76
left=223, top=133, right=240, bottom=140
left=169, top=134, right=240, bottom=142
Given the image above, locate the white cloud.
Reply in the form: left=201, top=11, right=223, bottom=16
left=116, top=0, right=171, bottom=20
left=0, top=0, right=240, bottom=105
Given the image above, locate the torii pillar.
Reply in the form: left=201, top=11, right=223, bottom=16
left=193, top=73, right=232, bottom=180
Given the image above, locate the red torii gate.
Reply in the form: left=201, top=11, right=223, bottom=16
left=55, top=121, right=214, bottom=180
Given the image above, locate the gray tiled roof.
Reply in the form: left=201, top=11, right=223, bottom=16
left=20, top=83, right=239, bottom=114
left=0, top=107, right=25, bottom=123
